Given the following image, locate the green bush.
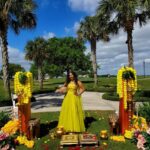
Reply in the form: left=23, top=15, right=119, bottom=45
left=0, top=111, right=10, bottom=128
left=85, top=84, right=116, bottom=92
left=102, top=92, right=119, bottom=101
left=138, top=102, right=150, bottom=122
left=102, top=90, right=150, bottom=102
left=135, top=90, right=150, bottom=97
left=134, top=96, right=150, bottom=102
left=134, top=90, right=150, bottom=102
left=0, top=100, right=12, bottom=106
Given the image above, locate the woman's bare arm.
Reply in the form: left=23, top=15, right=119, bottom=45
left=55, top=83, right=67, bottom=93
left=77, top=81, right=85, bottom=96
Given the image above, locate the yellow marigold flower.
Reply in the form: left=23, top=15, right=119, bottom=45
left=124, top=130, right=133, bottom=139
left=117, top=67, right=137, bottom=109
left=14, top=72, right=33, bottom=105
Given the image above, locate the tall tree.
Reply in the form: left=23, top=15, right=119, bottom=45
left=30, top=63, right=38, bottom=80
left=8, top=63, right=25, bottom=79
left=77, top=16, right=109, bottom=86
left=97, top=0, right=150, bottom=68
left=0, top=63, right=25, bottom=79
left=0, top=0, right=37, bottom=97
left=25, top=37, right=48, bottom=90
left=28, top=37, right=92, bottom=79
left=47, top=37, right=92, bottom=75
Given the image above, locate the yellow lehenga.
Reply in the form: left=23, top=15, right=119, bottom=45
left=58, top=81, right=85, bottom=132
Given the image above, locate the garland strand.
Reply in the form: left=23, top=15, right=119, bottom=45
left=117, top=67, right=137, bottom=109
left=14, top=72, right=33, bottom=105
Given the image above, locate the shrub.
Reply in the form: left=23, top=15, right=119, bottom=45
left=134, top=90, right=150, bottom=102
left=102, top=92, right=119, bottom=101
left=85, top=84, right=116, bottom=92
left=138, top=102, right=150, bottom=122
left=102, top=90, right=150, bottom=102
left=0, top=111, right=10, bottom=128
left=134, top=96, right=150, bottom=102
left=135, top=90, right=150, bottom=97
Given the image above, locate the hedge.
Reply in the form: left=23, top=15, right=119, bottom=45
left=102, top=90, right=150, bottom=102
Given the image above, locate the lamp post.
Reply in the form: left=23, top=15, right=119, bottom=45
left=143, top=60, right=145, bottom=78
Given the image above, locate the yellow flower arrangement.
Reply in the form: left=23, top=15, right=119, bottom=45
left=14, top=72, right=33, bottom=105
left=1, top=119, right=19, bottom=135
left=124, top=130, right=133, bottom=139
left=131, top=115, right=148, bottom=131
left=110, top=135, right=125, bottom=142
left=117, top=67, right=137, bottom=109
left=16, top=135, right=34, bottom=148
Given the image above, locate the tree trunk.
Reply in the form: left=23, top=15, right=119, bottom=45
left=38, top=66, right=43, bottom=90
left=0, top=31, right=11, bottom=99
left=90, top=39, right=98, bottom=86
left=125, top=21, right=134, bottom=68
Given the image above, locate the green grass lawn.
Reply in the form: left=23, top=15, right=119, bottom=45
left=0, top=76, right=150, bottom=104
left=137, top=77, right=150, bottom=90
left=0, top=80, right=10, bottom=101
left=15, top=111, right=137, bottom=150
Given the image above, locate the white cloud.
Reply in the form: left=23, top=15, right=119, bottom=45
left=64, top=21, right=80, bottom=35
left=92, top=22, right=150, bottom=75
left=64, top=27, right=71, bottom=34
left=43, top=32, right=55, bottom=40
left=114, top=54, right=128, bottom=60
left=68, top=0, right=99, bottom=14
left=0, top=46, right=31, bottom=71
left=73, top=21, right=80, bottom=32
left=145, top=59, right=150, bottom=63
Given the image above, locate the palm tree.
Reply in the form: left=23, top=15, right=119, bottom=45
left=77, top=16, right=109, bottom=86
left=97, top=0, right=150, bottom=68
left=25, top=37, right=48, bottom=90
left=0, top=0, right=37, bottom=97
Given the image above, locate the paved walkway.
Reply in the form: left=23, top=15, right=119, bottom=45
left=0, top=92, right=120, bottom=113
left=32, top=92, right=120, bottom=112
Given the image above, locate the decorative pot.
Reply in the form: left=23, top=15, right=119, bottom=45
left=56, top=126, right=65, bottom=137
left=100, top=130, right=108, bottom=140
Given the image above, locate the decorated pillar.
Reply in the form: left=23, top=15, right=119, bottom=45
left=117, top=67, right=137, bottom=134
left=14, top=72, right=33, bottom=137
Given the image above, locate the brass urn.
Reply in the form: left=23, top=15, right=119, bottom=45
left=56, top=126, right=65, bottom=137
left=100, top=130, right=108, bottom=140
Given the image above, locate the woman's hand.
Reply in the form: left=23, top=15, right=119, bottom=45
left=55, top=89, right=61, bottom=93
left=55, top=86, right=67, bottom=94
left=74, top=91, right=81, bottom=96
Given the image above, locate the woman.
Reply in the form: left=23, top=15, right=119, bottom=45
left=56, top=70, right=85, bottom=132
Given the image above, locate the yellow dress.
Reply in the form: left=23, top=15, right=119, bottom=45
left=58, top=81, right=85, bottom=132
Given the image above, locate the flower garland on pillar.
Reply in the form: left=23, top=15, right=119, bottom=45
left=117, top=66, right=137, bottom=109
left=14, top=72, right=33, bottom=105
left=14, top=71, right=33, bottom=137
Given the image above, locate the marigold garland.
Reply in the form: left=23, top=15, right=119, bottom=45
left=131, top=115, right=148, bottom=131
left=16, top=135, right=34, bottom=148
left=110, top=135, right=125, bottom=142
left=14, top=72, right=33, bottom=105
left=117, top=67, right=137, bottom=109
left=1, top=119, right=19, bottom=135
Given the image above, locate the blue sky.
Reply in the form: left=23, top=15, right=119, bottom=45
left=0, top=0, right=150, bottom=75
left=7, top=0, right=86, bottom=51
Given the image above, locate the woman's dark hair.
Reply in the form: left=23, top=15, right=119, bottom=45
left=66, top=70, right=78, bottom=86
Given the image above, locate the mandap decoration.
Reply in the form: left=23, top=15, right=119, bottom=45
left=14, top=71, right=33, bottom=137
left=117, top=66, right=137, bottom=134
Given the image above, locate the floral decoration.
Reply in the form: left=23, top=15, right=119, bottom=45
left=14, top=72, right=33, bottom=104
left=1, top=119, right=19, bottom=135
left=117, top=66, right=137, bottom=109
